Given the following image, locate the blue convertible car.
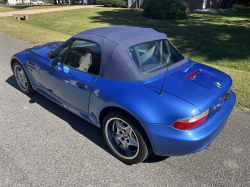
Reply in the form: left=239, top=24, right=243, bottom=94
left=11, top=27, right=236, bottom=164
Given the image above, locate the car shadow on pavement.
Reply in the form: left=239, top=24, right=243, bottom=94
left=144, top=153, right=169, bottom=163
left=6, top=75, right=169, bottom=164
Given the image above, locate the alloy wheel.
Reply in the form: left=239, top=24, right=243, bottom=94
left=14, top=65, right=28, bottom=91
left=105, top=118, right=140, bottom=159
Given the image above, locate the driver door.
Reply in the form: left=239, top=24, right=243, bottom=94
left=40, top=39, right=101, bottom=113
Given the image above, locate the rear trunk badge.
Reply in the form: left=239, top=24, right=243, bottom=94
left=215, top=82, right=222, bottom=88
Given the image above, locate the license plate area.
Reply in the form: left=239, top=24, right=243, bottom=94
left=210, top=90, right=232, bottom=112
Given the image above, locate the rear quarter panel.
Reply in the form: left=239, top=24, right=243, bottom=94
left=89, top=77, right=201, bottom=125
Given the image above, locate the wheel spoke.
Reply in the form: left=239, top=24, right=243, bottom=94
left=17, top=70, right=22, bottom=79
left=19, top=69, right=24, bottom=76
left=120, top=138, right=128, bottom=149
left=112, top=121, right=122, bottom=136
left=124, top=126, right=132, bottom=137
left=21, top=80, right=26, bottom=88
left=124, top=126, right=138, bottom=146
left=108, top=131, right=122, bottom=140
left=128, top=138, right=138, bottom=147
left=14, top=66, right=28, bottom=90
left=115, top=120, right=123, bottom=131
left=116, top=136, right=124, bottom=143
left=23, top=77, right=27, bottom=83
left=116, top=136, right=128, bottom=150
left=123, top=141, right=133, bottom=157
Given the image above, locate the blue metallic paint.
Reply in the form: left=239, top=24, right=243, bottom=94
left=89, top=77, right=201, bottom=125
left=140, top=60, right=233, bottom=113
left=33, top=84, right=99, bottom=126
left=11, top=36, right=236, bottom=157
left=144, top=92, right=236, bottom=155
left=39, top=62, right=98, bottom=114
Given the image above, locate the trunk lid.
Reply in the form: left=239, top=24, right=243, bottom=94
left=140, top=60, right=232, bottom=112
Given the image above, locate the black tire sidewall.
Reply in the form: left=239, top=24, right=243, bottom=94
left=102, top=110, right=149, bottom=165
left=13, top=62, right=34, bottom=95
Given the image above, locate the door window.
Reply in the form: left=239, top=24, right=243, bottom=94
left=64, top=39, right=101, bottom=76
left=50, top=41, right=71, bottom=62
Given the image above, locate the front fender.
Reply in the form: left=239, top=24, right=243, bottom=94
left=11, top=52, right=33, bottom=84
left=12, top=50, right=44, bottom=87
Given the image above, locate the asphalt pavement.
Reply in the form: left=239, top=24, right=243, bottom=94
left=0, top=33, right=250, bottom=186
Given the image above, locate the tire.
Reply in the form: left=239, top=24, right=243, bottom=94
left=102, top=110, right=151, bottom=164
left=13, top=61, right=34, bottom=95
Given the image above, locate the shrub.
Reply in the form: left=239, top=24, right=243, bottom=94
left=95, top=0, right=104, bottom=5
left=96, top=0, right=128, bottom=7
left=143, top=0, right=189, bottom=19
left=233, top=0, right=250, bottom=6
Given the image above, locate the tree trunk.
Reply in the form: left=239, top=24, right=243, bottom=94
left=54, top=0, right=57, bottom=5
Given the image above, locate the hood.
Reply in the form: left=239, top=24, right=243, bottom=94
left=28, top=42, right=64, bottom=58
left=139, top=60, right=232, bottom=112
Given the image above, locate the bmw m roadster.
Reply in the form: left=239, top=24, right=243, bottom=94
left=11, top=27, right=236, bottom=164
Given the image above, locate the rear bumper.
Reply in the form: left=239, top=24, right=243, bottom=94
left=143, top=91, right=236, bottom=156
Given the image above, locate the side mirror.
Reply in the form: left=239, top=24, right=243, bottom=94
left=49, top=58, right=61, bottom=67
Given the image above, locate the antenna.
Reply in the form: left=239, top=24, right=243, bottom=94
left=159, top=39, right=171, bottom=96
left=159, top=64, right=169, bottom=96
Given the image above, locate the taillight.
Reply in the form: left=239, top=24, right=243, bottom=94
left=173, top=109, right=209, bottom=130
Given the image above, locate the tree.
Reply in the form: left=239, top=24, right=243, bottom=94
left=0, top=0, right=6, bottom=4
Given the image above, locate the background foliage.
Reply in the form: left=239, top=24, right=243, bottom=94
left=233, top=0, right=250, bottom=6
left=143, top=0, right=189, bottom=19
left=95, top=0, right=128, bottom=7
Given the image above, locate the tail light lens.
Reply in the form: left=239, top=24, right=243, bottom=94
left=173, top=109, right=209, bottom=130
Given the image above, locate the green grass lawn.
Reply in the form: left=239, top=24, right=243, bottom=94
left=0, top=5, right=58, bottom=13
left=0, top=7, right=249, bottom=110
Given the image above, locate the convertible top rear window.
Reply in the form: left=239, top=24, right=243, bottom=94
left=129, top=39, right=185, bottom=73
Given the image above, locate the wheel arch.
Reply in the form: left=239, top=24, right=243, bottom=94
left=11, top=57, right=28, bottom=75
left=11, top=56, right=35, bottom=89
left=98, top=106, right=153, bottom=153
left=11, top=57, right=23, bottom=72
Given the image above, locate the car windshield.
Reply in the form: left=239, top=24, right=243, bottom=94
left=129, top=39, right=185, bottom=73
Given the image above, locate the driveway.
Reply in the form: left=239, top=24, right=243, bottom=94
left=0, top=5, right=102, bottom=17
left=0, top=33, right=250, bottom=186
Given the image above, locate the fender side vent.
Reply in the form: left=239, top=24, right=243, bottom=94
left=27, top=61, right=38, bottom=70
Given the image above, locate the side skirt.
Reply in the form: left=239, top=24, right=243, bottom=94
left=32, top=84, right=101, bottom=128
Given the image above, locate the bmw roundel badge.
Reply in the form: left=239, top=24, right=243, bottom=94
left=215, top=82, right=222, bottom=88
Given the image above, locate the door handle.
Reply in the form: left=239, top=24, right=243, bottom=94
left=76, top=82, right=88, bottom=89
